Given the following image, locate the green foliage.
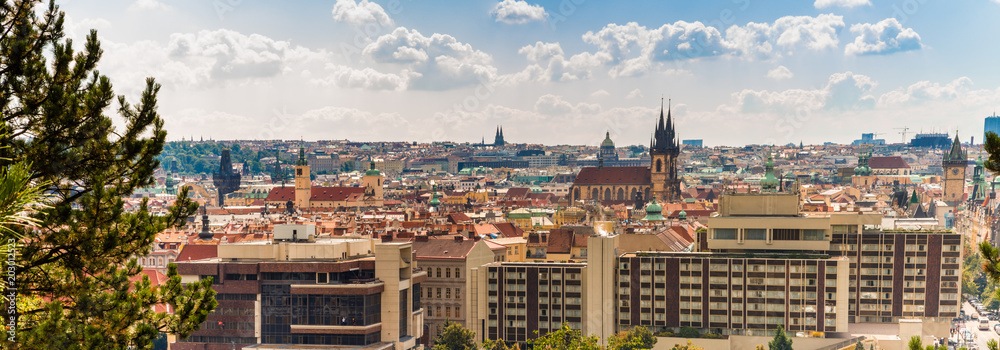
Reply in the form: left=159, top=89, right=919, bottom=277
left=678, top=326, right=700, bottom=338
left=988, top=339, right=1000, bottom=350
left=767, top=326, right=793, bottom=350
left=432, top=320, right=476, bottom=350
left=608, top=326, right=657, bottom=350
left=481, top=338, right=520, bottom=350
left=0, top=0, right=216, bottom=348
left=907, top=336, right=922, bottom=350
left=528, top=323, right=601, bottom=350
left=670, top=340, right=704, bottom=350
left=160, top=141, right=268, bottom=175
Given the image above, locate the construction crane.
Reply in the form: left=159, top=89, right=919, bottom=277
left=893, top=126, right=910, bottom=144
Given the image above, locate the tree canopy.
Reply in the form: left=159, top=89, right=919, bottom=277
left=432, top=320, right=477, bottom=350
left=1, top=0, right=216, bottom=348
left=528, top=323, right=601, bottom=350
left=607, top=326, right=657, bottom=350
left=767, top=326, right=793, bottom=350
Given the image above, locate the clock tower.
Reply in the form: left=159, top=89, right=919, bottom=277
left=942, top=134, right=967, bottom=205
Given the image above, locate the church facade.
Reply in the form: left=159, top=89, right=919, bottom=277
left=570, top=102, right=682, bottom=203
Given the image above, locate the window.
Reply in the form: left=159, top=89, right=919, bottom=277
left=436, top=288, right=442, bottom=298
left=714, top=228, right=736, bottom=240
left=746, top=229, right=767, bottom=240
left=446, top=268, right=451, bottom=278
left=803, top=229, right=825, bottom=241
left=436, top=268, right=442, bottom=278
left=446, top=288, right=451, bottom=299
left=455, top=288, right=461, bottom=299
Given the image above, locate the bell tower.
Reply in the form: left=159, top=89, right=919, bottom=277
left=942, top=133, right=967, bottom=204
left=650, top=99, right=681, bottom=203
left=294, top=143, right=311, bottom=210
left=363, top=159, right=385, bottom=207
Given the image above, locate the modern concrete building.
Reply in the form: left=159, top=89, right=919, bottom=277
left=172, top=231, right=426, bottom=350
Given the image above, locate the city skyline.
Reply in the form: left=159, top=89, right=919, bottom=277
left=61, top=0, right=1000, bottom=146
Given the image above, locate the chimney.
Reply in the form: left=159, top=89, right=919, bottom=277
left=415, top=235, right=429, bottom=242
left=454, top=235, right=464, bottom=242
left=468, top=231, right=475, bottom=239
left=381, top=234, right=393, bottom=242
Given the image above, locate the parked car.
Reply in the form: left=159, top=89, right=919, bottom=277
left=994, top=323, right=1000, bottom=335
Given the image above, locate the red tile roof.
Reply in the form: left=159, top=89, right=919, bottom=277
left=176, top=245, right=219, bottom=262
left=265, top=186, right=365, bottom=202
left=574, top=166, right=651, bottom=185
left=869, top=156, right=909, bottom=169
left=505, top=188, right=531, bottom=199
left=413, top=238, right=478, bottom=259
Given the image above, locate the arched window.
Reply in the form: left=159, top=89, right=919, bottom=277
left=656, top=159, right=662, bottom=173
left=631, top=188, right=638, bottom=201
left=573, top=188, right=580, bottom=201
left=604, top=188, right=612, bottom=201
left=617, top=188, right=625, bottom=200
left=591, top=188, right=598, bottom=199
left=644, top=188, right=651, bottom=201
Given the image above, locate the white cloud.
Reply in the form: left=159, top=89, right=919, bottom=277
left=767, top=66, right=794, bottom=80
left=332, top=0, right=394, bottom=27
left=534, top=94, right=601, bottom=115
left=363, top=27, right=498, bottom=90
left=877, top=77, right=975, bottom=106
left=491, top=0, right=547, bottom=25
left=725, top=14, right=845, bottom=58
left=724, top=71, right=875, bottom=114
left=312, top=65, right=412, bottom=91
left=845, top=18, right=922, bottom=55
left=626, top=89, right=643, bottom=99
left=582, top=21, right=727, bottom=77
left=128, top=0, right=171, bottom=11
left=508, top=41, right=608, bottom=83
left=591, top=90, right=610, bottom=98
left=814, top=0, right=871, bottom=9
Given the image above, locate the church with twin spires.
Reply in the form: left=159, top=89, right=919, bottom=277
left=570, top=100, right=682, bottom=204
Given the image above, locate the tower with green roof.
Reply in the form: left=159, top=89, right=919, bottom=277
left=760, top=153, right=779, bottom=192
left=642, top=198, right=665, bottom=221
left=362, top=158, right=384, bottom=206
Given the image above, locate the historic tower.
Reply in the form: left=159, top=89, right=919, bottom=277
left=493, top=126, right=506, bottom=146
left=650, top=99, right=681, bottom=202
left=362, top=159, right=385, bottom=207
left=212, top=149, right=241, bottom=207
left=942, top=134, right=967, bottom=204
left=294, top=144, right=311, bottom=210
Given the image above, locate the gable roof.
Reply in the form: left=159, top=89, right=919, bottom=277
left=505, top=188, right=531, bottom=199
left=413, top=238, right=478, bottom=259
left=176, top=244, right=218, bottom=262
left=869, top=156, right=909, bottom=169
left=574, top=166, right=651, bottom=185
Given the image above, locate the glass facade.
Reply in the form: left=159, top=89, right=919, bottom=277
left=261, top=284, right=381, bottom=344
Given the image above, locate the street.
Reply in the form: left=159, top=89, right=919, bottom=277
left=954, top=300, right=1000, bottom=350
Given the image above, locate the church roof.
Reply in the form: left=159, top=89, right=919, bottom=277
left=265, top=186, right=365, bottom=202
left=943, top=134, right=967, bottom=164
left=869, top=156, right=909, bottom=169
left=574, top=166, right=651, bottom=185
left=601, top=131, right=615, bottom=148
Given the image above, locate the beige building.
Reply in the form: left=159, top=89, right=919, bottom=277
left=172, top=232, right=426, bottom=350
left=412, top=235, right=504, bottom=346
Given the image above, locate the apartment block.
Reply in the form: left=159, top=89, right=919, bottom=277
left=172, top=234, right=426, bottom=350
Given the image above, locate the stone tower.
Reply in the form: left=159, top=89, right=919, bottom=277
left=363, top=159, right=385, bottom=207
left=650, top=99, right=681, bottom=203
left=294, top=144, right=311, bottom=210
left=212, top=149, right=241, bottom=207
left=942, top=134, right=967, bottom=204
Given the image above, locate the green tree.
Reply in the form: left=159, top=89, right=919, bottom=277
left=432, top=320, right=476, bottom=350
left=608, top=326, right=657, bottom=350
left=0, top=0, right=216, bottom=348
left=481, top=338, right=520, bottom=350
left=767, top=326, right=793, bottom=350
left=988, top=339, right=999, bottom=350
left=528, top=323, right=601, bottom=350
left=678, top=326, right=700, bottom=338
left=670, top=340, right=704, bottom=350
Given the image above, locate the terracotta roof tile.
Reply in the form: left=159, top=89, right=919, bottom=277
left=574, top=166, right=651, bottom=185
left=176, top=245, right=218, bottom=262
left=869, top=156, right=909, bottom=169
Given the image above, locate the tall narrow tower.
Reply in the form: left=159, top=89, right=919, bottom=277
left=650, top=99, right=682, bottom=202
left=212, top=149, right=241, bottom=207
left=363, top=159, right=385, bottom=207
left=942, top=134, right=967, bottom=204
left=294, top=144, right=311, bottom=210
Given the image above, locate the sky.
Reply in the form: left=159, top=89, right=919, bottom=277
left=56, top=0, right=1000, bottom=147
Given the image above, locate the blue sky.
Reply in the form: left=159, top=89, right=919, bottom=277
left=58, top=0, right=1000, bottom=146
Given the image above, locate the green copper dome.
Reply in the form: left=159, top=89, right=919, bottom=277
left=429, top=186, right=441, bottom=206
left=760, top=154, right=779, bottom=192
left=601, top=131, right=615, bottom=148
left=643, top=198, right=665, bottom=221
left=678, top=209, right=687, bottom=220
left=365, top=160, right=381, bottom=176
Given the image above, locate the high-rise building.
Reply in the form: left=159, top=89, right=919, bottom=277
left=985, top=113, right=1000, bottom=143
left=172, top=230, right=426, bottom=350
